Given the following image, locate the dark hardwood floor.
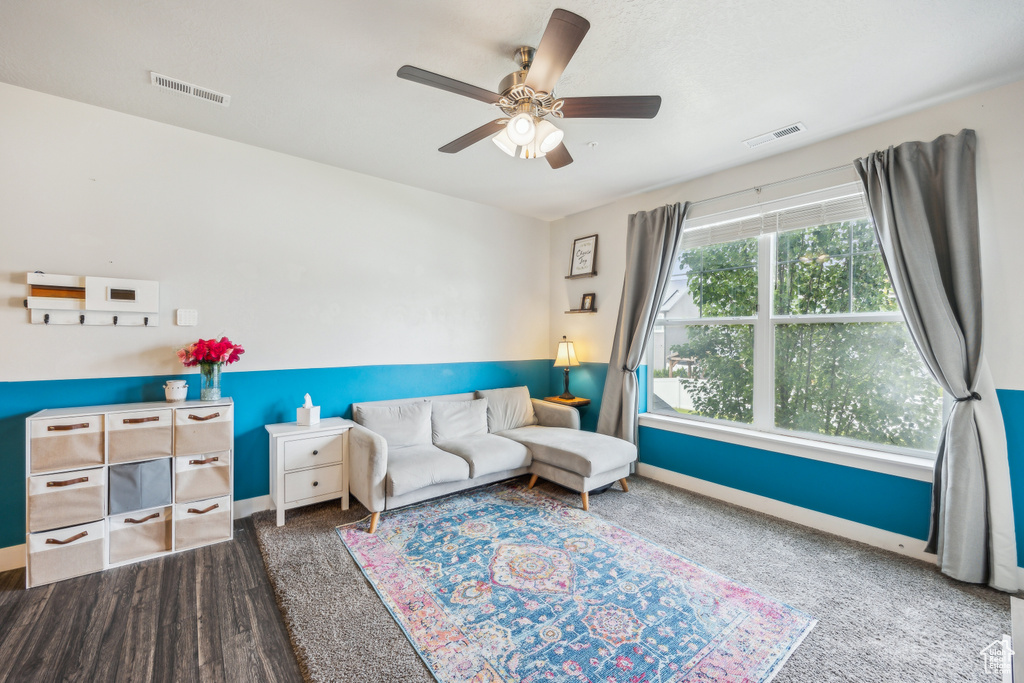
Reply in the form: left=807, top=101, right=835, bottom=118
left=0, top=518, right=302, bottom=683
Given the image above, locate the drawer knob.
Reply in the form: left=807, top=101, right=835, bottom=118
left=312, top=481, right=319, bottom=487
left=312, top=450, right=319, bottom=455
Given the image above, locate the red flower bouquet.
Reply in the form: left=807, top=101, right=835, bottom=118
left=177, top=337, right=244, bottom=401
left=177, top=337, right=245, bottom=367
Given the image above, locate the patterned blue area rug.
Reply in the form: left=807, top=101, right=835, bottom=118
left=338, top=484, right=815, bottom=682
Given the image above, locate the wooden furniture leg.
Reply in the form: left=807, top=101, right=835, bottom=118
left=527, top=474, right=538, bottom=489
left=368, top=512, right=380, bottom=534
left=581, top=492, right=589, bottom=511
left=619, top=478, right=629, bottom=492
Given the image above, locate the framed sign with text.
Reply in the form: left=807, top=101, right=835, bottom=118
left=568, top=234, right=598, bottom=278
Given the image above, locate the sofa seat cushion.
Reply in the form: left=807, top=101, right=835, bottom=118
left=497, top=426, right=637, bottom=477
left=386, top=444, right=470, bottom=498
left=435, top=434, right=532, bottom=478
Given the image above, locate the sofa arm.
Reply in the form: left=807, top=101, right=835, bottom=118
left=532, top=398, right=580, bottom=430
left=348, top=423, right=388, bottom=513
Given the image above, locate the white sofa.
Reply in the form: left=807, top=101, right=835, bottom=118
left=348, top=386, right=637, bottom=532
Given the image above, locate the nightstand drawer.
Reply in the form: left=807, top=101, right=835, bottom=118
left=283, top=433, right=343, bottom=471
left=30, top=415, right=104, bottom=473
left=284, top=465, right=343, bottom=503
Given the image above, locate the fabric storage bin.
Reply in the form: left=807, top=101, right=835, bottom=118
left=109, top=458, right=172, bottom=515
left=27, top=467, right=106, bottom=532
left=30, top=414, right=104, bottom=473
left=108, top=507, right=172, bottom=565
left=175, top=451, right=231, bottom=503
left=174, top=405, right=233, bottom=456
left=174, top=495, right=231, bottom=550
left=107, top=409, right=173, bottom=463
left=27, top=520, right=106, bottom=587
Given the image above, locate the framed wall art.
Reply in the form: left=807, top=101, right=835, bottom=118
left=567, top=234, right=598, bottom=278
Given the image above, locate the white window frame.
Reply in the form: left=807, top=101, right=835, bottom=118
left=644, top=182, right=938, bottom=470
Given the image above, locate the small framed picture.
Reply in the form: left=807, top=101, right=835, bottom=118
left=568, top=234, right=598, bottom=278
left=581, top=293, right=595, bottom=311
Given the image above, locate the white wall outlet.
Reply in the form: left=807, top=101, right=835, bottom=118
left=176, top=309, right=198, bottom=326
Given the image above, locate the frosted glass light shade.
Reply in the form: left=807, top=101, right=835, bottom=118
left=554, top=336, right=580, bottom=367
left=492, top=129, right=517, bottom=156
left=507, top=113, right=536, bottom=146
left=535, top=119, right=564, bottom=153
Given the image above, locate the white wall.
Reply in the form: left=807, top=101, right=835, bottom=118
left=0, top=83, right=551, bottom=382
left=550, top=78, right=1024, bottom=391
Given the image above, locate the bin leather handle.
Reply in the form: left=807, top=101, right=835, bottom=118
left=123, top=416, right=159, bottom=424
left=187, top=412, right=220, bottom=422
left=189, top=456, right=220, bottom=465
left=187, top=503, right=220, bottom=515
left=124, top=513, right=160, bottom=524
left=47, top=422, right=89, bottom=432
left=46, top=476, right=88, bottom=488
left=46, top=531, right=88, bottom=545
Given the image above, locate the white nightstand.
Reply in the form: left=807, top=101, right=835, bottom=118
left=266, top=418, right=353, bottom=526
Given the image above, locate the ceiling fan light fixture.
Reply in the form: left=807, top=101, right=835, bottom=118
left=492, top=128, right=517, bottom=156
left=507, top=112, right=537, bottom=146
left=535, top=119, right=564, bottom=153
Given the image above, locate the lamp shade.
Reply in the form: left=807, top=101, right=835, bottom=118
left=535, top=119, right=564, bottom=153
left=492, top=128, right=517, bottom=156
left=507, top=112, right=536, bottom=146
left=553, top=336, right=580, bottom=367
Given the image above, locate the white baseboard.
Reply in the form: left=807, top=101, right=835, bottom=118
left=0, top=495, right=275, bottom=573
left=0, top=544, right=25, bottom=573
left=233, top=494, right=273, bottom=519
left=637, top=462, right=936, bottom=563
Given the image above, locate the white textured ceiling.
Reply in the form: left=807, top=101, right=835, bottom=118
left=2, top=1, right=1024, bottom=220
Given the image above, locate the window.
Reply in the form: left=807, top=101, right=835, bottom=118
left=648, top=184, right=942, bottom=455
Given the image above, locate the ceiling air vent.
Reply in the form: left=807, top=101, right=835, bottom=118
left=743, top=122, right=806, bottom=149
left=150, top=72, right=231, bottom=107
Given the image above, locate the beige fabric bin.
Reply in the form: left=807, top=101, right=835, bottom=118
left=175, top=451, right=231, bottom=503
left=30, top=415, right=104, bottom=473
left=109, top=508, right=172, bottom=564
left=108, top=409, right=173, bottom=463
left=27, top=467, right=106, bottom=532
left=174, top=495, right=231, bottom=550
left=28, top=520, right=106, bottom=587
left=174, top=406, right=232, bottom=456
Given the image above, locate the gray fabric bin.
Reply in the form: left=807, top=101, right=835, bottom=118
left=109, top=459, right=172, bottom=514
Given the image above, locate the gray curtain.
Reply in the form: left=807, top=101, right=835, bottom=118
left=855, top=129, right=1017, bottom=591
left=597, top=202, right=688, bottom=443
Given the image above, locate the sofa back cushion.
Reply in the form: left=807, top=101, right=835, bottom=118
left=353, top=401, right=432, bottom=449
left=475, top=386, right=538, bottom=433
left=431, top=398, right=488, bottom=443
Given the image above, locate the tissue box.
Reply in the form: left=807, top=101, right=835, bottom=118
left=297, top=406, right=320, bottom=426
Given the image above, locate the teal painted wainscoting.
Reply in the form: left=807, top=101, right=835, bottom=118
left=998, top=389, right=1024, bottom=567
left=0, top=359, right=551, bottom=551
left=549, top=362, right=607, bottom=432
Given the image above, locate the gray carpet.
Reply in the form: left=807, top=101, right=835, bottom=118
left=253, top=476, right=1011, bottom=682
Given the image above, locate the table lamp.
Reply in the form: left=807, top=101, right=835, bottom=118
left=554, top=335, right=580, bottom=400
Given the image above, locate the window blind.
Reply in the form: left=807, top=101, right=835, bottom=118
left=680, top=183, right=870, bottom=250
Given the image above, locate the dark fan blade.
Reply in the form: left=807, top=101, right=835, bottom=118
left=559, top=96, right=662, bottom=119
left=439, top=120, right=506, bottom=153
left=524, top=9, right=590, bottom=94
left=546, top=142, right=573, bottom=169
left=397, top=65, right=500, bottom=104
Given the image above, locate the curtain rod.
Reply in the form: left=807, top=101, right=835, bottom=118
left=687, top=163, right=856, bottom=209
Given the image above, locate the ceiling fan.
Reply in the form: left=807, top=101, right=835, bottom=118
left=396, top=8, right=662, bottom=169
